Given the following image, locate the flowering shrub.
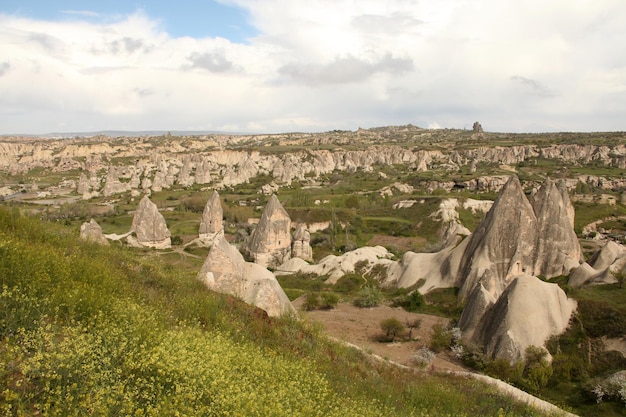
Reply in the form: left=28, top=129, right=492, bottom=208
left=412, top=347, right=436, bottom=368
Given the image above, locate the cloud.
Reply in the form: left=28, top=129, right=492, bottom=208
left=279, top=54, right=414, bottom=86
left=351, top=12, right=424, bottom=34
left=108, top=37, right=152, bottom=54
left=0, top=62, right=10, bottom=76
left=510, top=76, right=558, bottom=98
left=0, top=1, right=625, bottom=134
left=186, top=51, right=235, bottom=72
left=61, top=10, right=100, bottom=17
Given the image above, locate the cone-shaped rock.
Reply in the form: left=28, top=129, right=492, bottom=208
left=199, top=191, right=224, bottom=246
left=198, top=236, right=296, bottom=317
left=531, top=178, right=582, bottom=277
left=458, top=176, right=538, bottom=301
left=470, top=275, right=576, bottom=363
left=129, top=196, right=171, bottom=249
left=291, top=223, right=313, bottom=262
left=79, top=219, right=109, bottom=245
left=247, top=195, right=292, bottom=268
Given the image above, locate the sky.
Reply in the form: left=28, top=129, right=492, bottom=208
left=0, top=0, right=625, bottom=135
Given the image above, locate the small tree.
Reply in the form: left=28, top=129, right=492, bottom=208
left=303, top=292, right=321, bottom=311
left=380, top=318, right=405, bottom=342
left=406, top=318, right=422, bottom=340
left=429, top=323, right=452, bottom=353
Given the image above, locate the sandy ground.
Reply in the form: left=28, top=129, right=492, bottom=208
left=294, top=299, right=467, bottom=372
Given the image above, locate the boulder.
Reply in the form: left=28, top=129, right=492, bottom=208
left=128, top=195, right=171, bottom=249
left=197, top=236, right=296, bottom=317
left=246, top=195, right=292, bottom=268
left=469, top=275, right=576, bottom=363
left=291, top=223, right=313, bottom=262
left=79, top=219, right=109, bottom=245
left=198, top=191, right=224, bottom=246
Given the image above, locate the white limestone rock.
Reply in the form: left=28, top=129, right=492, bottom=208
left=291, top=223, right=313, bottom=262
left=246, top=195, right=292, bottom=268
left=79, top=219, right=109, bottom=245
left=198, top=191, right=224, bottom=246
left=469, top=275, right=576, bottom=363
left=197, top=236, right=296, bottom=317
left=129, top=195, right=171, bottom=249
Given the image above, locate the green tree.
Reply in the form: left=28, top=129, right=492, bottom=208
left=380, top=318, right=405, bottom=341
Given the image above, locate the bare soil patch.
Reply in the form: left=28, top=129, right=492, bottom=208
left=295, top=299, right=467, bottom=372
left=366, top=234, right=427, bottom=253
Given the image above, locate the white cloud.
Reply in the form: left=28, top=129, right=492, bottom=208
left=0, top=1, right=625, bottom=134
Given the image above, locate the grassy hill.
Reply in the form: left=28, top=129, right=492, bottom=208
left=0, top=207, right=555, bottom=416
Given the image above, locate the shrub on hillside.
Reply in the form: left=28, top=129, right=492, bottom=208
left=379, top=317, right=405, bottom=342
left=353, top=286, right=383, bottom=308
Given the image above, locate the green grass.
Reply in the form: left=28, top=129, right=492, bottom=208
left=573, top=202, right=626, bottom=234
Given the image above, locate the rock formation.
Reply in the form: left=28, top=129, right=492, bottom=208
left=472, top=121, right=483, bottom=133
left=79, top=219, right=109, bottom=245
left=291, top=223, right=313, bottom=262
left=246, top=195, right=292, bottom=268
left=457, top=176, right=540, bottom=301
left=530, top=178, right=582, bottom=277
left=198, top=191, right=224, bottom=246
left=102, top=167, right=130, bottom=197
left=464, top=275, right=576, bottom=362
left=197, top=236, right=296, bottom=317
left=277, top=246, right=395, bottom=284
left=128, top=196, right=171, bottom=249
left=569, top=241, right=626, bottom=286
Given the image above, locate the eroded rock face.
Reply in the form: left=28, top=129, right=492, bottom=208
left=79, top=219, right=109, bottom=245
left=199, top=191, right=224, bottom=246
left=197, top=236, right=296, bottom=317
left=458, top=176, right=539, bottom=301
left=246, top=195, right=291, bottom=268
left=291, top=223, right=313, bottom=262
left=129, top=196, right=171, bottom=249
left=531, top=178, right=582, bottom=277
left=469, top=275, right=576, bottom=363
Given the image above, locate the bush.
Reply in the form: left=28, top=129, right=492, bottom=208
left=320, top=292, right=339, bottom=310
left=379, top=318, right=405, bottom=342
left=412, top=347, right=436, bottom=368
left=429, top=323, right=452, bottom=353
left=393, top=291, right=425, bottom=312
left=353, top=286, right=383, bottom=308
left=303, top=292, right=321, bottom=311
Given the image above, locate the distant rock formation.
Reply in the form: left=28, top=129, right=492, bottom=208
left=197, top=236, right=296, bottom=317
left=199, top=191, right=224, bottom=246
left=291, top=223, right=313, bottom=262
left=246, top=195, right=292, bottom=268
left=472, top=121, right=483, bottom=133
left=465, top=275, right=576, bottom=362
left=79, top=219, right=109, bottom=245
left=128, top=195, right=171, bottom=249
left=102, top=167, right=130, bottom=197
left=569, top=241, right=626, bottom=286
left=277, top=246, right=395, bottom=284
